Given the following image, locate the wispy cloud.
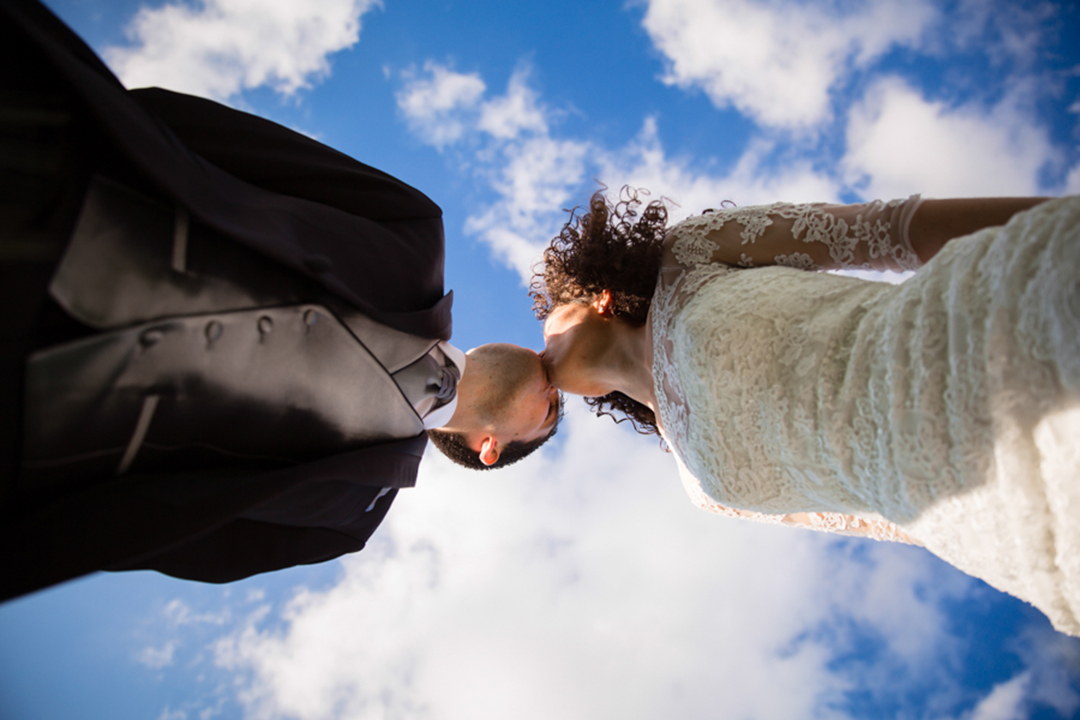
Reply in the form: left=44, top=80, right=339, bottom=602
left=972, top=674, right=1033, bottom=720
left=637, top=0, right=1075, bottom=194
left=943, top=0, right=1063, bottom=69
left=477, top=70, right=548, bottom=139
left=155, top=709, right=188, bottom=720
left=965, top=633, right=1080, bottom=720
left=1067, top=163, right=1080, bottom=195
left=842, top=77, right=1056, bottom=197
left=397, top=63, right=590, bottom=280
left=137, top=641, right=178, bottom=669
left=103, top=0, right=381, bottom=101
left=396, top=62, right=488, bottom=148
left=194, top=408, right=1076, bottom=720
left=395, top=65, right=847, bottom=284
left=164, top=598, right=232, bottom=627
left=639, top=0, right=938, bottom=128
left=395, top=0, right=1076, bottom=289
left=206, top=410, right=914, bottom=718
left=595, top=119, right=842, bottom=212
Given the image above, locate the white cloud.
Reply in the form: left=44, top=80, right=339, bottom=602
left=398, top=64, right=847, bottom=284
left=1007, top=628, right=1080, bottom=717
left=394, top=9, right=1075, bottom=286
left=466, top=114, right=845, bottom=283
left=596, top=119, right=842, bottom=222
left=477, top=71, right=548, bottom=139
left=967, top=673, right=1031, bottom=720
left=945, top=0, right=1060, bottom=69
left=1065, top=160, right=1080, bottom=195
left=396, top=64, right=549, bottom=150
left=474, top=124, right=839, bottom=282
left=104, top=0, right=380, bottom=101
left=636, top=0, right=1075, bottom=196
left=398, top=64, right=591, bottom=281
left=138, top=640, right=178, bottom=669
left=209, top=405, right=980, bottom=720
left=640, top=0, right=938, bottom=128
left=164, top=598, right=232, bottom=626
left=843, top=77, right=1056, bottom=198
left=396, top=63, right=488, bottom=148
left=463, top=133, right=590, bottom=275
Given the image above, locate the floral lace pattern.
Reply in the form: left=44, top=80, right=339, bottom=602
left=650, top=197, right=1080, bottom=635
left=665, top=197, right=923, bottom=272
left=676, top=453, right=921, bottom=545
left=671, top=233, right=718, bottom=267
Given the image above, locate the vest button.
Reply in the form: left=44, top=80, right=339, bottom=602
left=205, top=320, right=224, bottom=343
left=139, top=329, right=164, bottom=347
left=257, top=316, right=274, bottom=335
left=303, top=254, right=332, bottom=273
left=304, top=309, right=319, bottom=327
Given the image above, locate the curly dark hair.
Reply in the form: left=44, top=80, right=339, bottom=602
left=530, top=187, right=669, bottom=435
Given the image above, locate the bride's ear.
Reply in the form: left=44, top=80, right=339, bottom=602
left=595, top=289, right=615, bottom=317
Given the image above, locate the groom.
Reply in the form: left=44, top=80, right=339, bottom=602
left=0, top=0, right=559, bottom=600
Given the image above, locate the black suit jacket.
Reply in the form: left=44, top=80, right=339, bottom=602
left=1, top=0, right=450, bottom=599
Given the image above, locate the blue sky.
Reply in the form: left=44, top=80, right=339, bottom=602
left=2, top=1, right=1080, bottom=719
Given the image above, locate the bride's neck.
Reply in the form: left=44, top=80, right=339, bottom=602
left=600, top=317, right=656, bottom=412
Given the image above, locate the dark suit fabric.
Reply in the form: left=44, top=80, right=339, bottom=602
left=0, top=0, right=448, bottom=600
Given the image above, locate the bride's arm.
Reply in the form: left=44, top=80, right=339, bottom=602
left=778, top=512, right=922, bottom=546
left=906, top=197, right=1049, bottom=264
left=674, top=454, right=923, bottom=546
left=692, top=499, right=922, bottom=545
left=666, top=196, right=1050, bottom=273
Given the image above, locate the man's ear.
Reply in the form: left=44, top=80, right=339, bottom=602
left=595, top=289, right=614, bottom=317
left=479, top=436, right=500, bottom=466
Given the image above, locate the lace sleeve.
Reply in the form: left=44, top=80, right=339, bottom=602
left=664, top=196, right=924, bottom=273
left=681, top=479, right=921, bottom=545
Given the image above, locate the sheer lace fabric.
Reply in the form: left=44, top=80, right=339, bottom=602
left=650, top=196, right=1080, bottom=635
left=668, top=197, right=923, bottom=272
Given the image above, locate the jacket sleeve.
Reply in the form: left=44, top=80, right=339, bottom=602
left=114, top=491, right=398, bottom=583
left=0, top=438, right=425, bottom=600
left=127, top=87, right=442, bottom=223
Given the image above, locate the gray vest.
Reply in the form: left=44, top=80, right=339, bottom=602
left=24, top=176, right=444, bottom=482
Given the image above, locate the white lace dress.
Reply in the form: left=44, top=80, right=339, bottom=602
left=651, top=196, right=1080, bottom=635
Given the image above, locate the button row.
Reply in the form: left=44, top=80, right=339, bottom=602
left=138, top=309, right=323, bottom=347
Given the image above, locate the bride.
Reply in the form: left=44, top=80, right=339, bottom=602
left=531, top=190, right=1080, bottom=635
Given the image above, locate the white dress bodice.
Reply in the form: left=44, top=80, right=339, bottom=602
left=650, top=196, right=1080, bottom=634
